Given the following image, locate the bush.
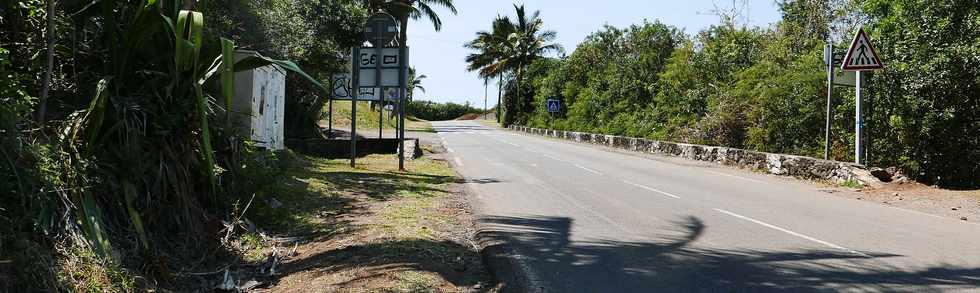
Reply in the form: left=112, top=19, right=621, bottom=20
left=406, top=100, right=484, bottom=121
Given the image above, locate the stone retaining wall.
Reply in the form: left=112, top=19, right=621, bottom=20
left=509, top=125, right=880, bottom=186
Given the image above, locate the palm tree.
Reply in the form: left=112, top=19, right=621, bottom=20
left=363, top=0, right=457, bottom=45
left=465, top=16, right=517, bottom=123
left=464, top=5, right=560, bottom=125
left=407, top=67, right=426, bottom=102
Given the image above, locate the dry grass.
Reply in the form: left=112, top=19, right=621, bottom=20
left=239, top=152, right=493, bottom=292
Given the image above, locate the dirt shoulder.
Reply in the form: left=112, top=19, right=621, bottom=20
left=812, top=180, right=980, bottom=224
left=233, top=148, right=495, bottom=292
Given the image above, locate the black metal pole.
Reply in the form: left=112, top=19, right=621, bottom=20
left=379, top=97, right=384, bottom=138
left=328, top=98, right=333, bottom=138
left=398, top=45, right=407, bottom=171
left=351, top=47, right=360, bottom=168
left=376, top=39, right=383, bottom=140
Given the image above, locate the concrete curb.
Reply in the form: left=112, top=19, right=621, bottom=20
left=508, top=125, right=881, bottom=187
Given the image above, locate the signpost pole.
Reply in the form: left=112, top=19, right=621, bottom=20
left=379, top=89, right=384, bottom=138
left=328, top=98, right=333, bottom=138
left=398, top=44, right=407, bottom=171
left=351, top=47, right=360, bottom=167
left=855, top=70, right=863, bottom=165
left=824, top=43, right=834, bottom=160
left=376, top=36, right=383, bottom=140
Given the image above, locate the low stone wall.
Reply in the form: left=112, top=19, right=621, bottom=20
left=509, top=125, right=880, bottom=186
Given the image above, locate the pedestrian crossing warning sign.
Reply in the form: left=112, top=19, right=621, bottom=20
left=841, top=28, right=884, bottom=71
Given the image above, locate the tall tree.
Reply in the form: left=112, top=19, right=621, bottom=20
left=407, top=67, right=426, bottom=102
left=465, top=15, right=516, bottom=123
left=464, top=5, right=560, bottom=125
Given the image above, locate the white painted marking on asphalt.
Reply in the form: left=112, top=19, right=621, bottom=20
left=622, top=180, right=681, bottom=199
left=506, top=142, right=521, bottom=147
left=705, top=170, right=768, bottom=184
left=574, top=164, right=603, bottom=175
left=454, top=157, right=464, bottom=167
left=714, top=208, right=870, bottom=257
left=543, top=154, right=562, bottom=161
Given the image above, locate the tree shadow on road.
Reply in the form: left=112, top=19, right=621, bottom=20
left=478, top=215, right=980, bottom=292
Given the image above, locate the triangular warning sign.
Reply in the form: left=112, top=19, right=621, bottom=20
left=841, top=28, right=884, bottom=71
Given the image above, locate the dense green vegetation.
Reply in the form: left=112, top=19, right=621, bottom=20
left=406, top=100, right=484, bottom=121
left=0, top=0, right=455, bottom=290
left=467, top=0, right=979, bottom=188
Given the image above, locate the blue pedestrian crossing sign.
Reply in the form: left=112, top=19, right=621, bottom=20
left=546, top=99, right=561, bottom=113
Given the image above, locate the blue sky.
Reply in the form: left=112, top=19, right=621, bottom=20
left=406, top=1, right=784, bottom=108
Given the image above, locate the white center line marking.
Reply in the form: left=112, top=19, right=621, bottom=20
left=574, top=164, right=603, bottom=175
left=454, top=157, right=464, bottom=167
left=705, top=170, right=768, bottom=184
left=714, top=208, right=870, bottom=257
left=622, top=180, right=681, bottom=199
left=543, top=154, right=561, bottom=161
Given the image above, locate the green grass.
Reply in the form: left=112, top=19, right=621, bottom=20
left=324, top=100, right=435, bottom=134
left=389, top=271, right=441, bottom=293
left=840, top=179, right=862, bottom=188
left=326, top=100, right=399, bottom=131
left=248, top=152, right=456, bottom=237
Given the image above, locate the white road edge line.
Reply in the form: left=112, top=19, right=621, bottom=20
left=705, top=170, right=768, bottom=184
left=714, top=208, right=870, bottom=257
left=622, top=180, right=681, bottom=199
left=574, top=164, right=603, bottom=175
left=454, top=157, right=464, bottom=167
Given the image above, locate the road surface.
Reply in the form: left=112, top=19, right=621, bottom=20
left=433, top=120, right=980, bottom=292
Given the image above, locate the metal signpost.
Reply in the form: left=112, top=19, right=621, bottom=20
left=339, top=13, right=407, bottom=168
left=823, top=46, right=867, bottom=160
left=840, top=28, right=884, bottom=165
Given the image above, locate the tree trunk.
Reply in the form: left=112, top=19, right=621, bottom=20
left=497, top=76, right=502, bottom=123
left=38, top=0, right=56, bottom=125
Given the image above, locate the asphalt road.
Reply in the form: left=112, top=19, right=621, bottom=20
left=433, top=120, right=980, bottom=293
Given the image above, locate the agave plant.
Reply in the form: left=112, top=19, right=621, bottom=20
left=60, top=0, right=326, bottom=258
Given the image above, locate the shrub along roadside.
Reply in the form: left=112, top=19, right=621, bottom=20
left=508, top=0, right=979, bottom=189
left=1, top=0, right=329, bottom=290
left=407, top=100, right=484, bottom=121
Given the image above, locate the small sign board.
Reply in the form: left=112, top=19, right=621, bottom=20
left=832, top=70, right=865, bottom=87
left=331, top=73, right=392, bottom=101
left=357, top=47, right=409, bottom=88
left=546, top=99, right=561, bottom=113
left=841, top=29, right=883, bottom=71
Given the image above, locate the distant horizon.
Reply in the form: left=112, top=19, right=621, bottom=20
left=407, top=1, right=782, bottom=108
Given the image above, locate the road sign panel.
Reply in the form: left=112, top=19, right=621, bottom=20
left=357, top=47, right=409, bottom=88
left=841, top=29, right=883, bottom=71
left=546, top=99, right=561, bottom=113
left=364, top=13, right=398, bottom=45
